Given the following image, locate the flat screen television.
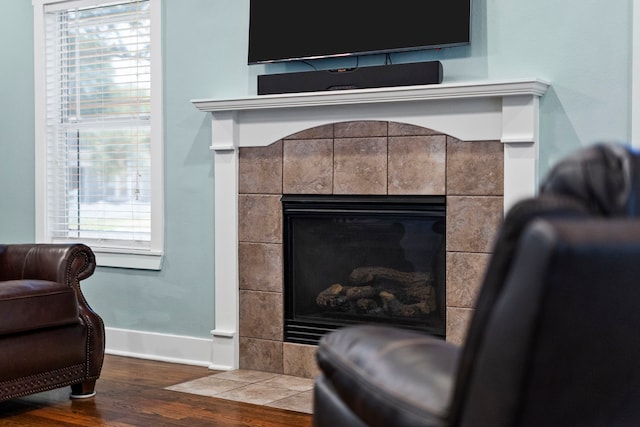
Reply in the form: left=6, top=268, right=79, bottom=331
left=248, top=0, right=471, bottom=65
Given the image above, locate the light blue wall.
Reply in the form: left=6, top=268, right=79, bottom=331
left=0, top=1, right=35, bottom=242
left=273, top=0, right=633, bottom=177
left=84, top=0, right=255, bottom=337
left=486, top=0, right=632, bottom=176
left=0, top=0, right=633, bottom=340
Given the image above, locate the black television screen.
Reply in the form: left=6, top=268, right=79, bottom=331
left=248, top=1, right=471, bottom=65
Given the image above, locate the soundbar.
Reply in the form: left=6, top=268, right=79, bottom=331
left=257, top=61, right=443, bottom=95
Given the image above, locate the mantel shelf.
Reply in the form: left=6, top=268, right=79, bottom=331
left=191, top=79, right=550, bottom=112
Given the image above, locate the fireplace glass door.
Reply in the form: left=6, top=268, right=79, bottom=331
left=283, top=195, right=446, bottom=344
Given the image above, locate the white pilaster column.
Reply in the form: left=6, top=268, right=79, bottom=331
left=208, top=111, right=240, bottom=370
left=501, top=94, right=540, bottom=211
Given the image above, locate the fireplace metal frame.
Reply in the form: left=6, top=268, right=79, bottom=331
left=282, top=194, right=446, bottom=344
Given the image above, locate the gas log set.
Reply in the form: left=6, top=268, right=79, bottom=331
left=315, top=266, right=437, bottom=318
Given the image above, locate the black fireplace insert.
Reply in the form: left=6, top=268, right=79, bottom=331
left=283, top=195, right=446, bottom=345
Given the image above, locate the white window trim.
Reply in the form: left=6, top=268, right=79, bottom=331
left=33, top=0, right=164, bottom=270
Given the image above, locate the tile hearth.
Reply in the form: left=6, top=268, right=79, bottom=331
left=166, top=369, right=314, bottom=414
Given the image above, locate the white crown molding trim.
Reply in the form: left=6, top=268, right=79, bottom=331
left=192, top=79, right=550, bottom=112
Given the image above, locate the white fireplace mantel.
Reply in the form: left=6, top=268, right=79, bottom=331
left=191, top=78, right=550, bottom=370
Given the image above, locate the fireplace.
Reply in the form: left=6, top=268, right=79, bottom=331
left=192, top=79, right=549, bottom=375
left=283, top=195, right=446, bottom=344
left=233, top=122, right=505, bottom=376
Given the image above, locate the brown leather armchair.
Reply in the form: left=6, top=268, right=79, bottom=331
left=313, top=142, right=640, bottom=426
left=0, top=243, right=104, bottom=401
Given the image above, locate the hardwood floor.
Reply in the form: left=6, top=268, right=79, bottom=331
left=0, top=355, right=313, bottom=426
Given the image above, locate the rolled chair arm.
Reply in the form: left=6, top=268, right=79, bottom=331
left=0, top=243, right=96, bottom=284
left=0, top=243, right=104, bottom=400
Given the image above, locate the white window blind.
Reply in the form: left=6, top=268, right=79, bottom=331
left=43, top=0, right=153, bottom=251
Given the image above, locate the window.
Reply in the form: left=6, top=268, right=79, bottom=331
left=34, top=0, right=163, bottom=269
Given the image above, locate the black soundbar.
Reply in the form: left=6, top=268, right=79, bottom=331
left=257, top=61, right=443, bottom=95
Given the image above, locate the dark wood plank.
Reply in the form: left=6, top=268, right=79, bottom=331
left=0, top=355, right=313, bottom=426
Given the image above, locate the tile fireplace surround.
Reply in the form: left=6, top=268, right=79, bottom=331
left=192, top=79, right=550, bottom=377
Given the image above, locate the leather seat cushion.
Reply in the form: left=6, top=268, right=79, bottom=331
left=0, top=280, right=80, bottom=335
left=316, top=325, right=460, bottom=427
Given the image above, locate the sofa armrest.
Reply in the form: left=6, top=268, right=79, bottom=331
left=0, top=243, right=96, bottom=284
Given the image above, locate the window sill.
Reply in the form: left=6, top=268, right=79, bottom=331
left=94, top=248, right=164, bottom=270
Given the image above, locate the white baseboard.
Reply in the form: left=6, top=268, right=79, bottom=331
left=105, top=327, right=215, bottom=368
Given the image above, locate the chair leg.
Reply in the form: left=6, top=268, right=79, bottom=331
left=70, top=380, right=97, bottom=399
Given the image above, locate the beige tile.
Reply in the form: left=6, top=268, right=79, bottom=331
left=446, top=306, right=474, bottom=346
left=165, top=376, right=246, bottom=397
left=215, top=383, right=301, bottom=406
left=284, top=124, right=334, bottom=139
left=446, top=252, right=490, bottom=308
left=283, top=139, right=333, bottom=194
left=240, top=290, right=283, bottom=340
left=388, top=135, right=446, bottom=195
left=283, top=343, right=320, bottom=379
left=446, top=196, right=503, bottom=253
left=239, top=142, right=283, bottom=194
left=334, top=137, right=387, bottom=194
left=447, top=138, right=504, bottom=196
left=239, top=242, right=283, bottom=292
left=239, top=337, right=284, bottom=374
left=166, top=371, right=315, bottom=414
left=260, top=375, right=314, bottom=392
left=266, top=390, right=314, bottom=414
left=211, top=369, right=279, bottom=383
left=334, top=121, right=387, bottom=138
left=238, top=194, right=282, bottom=243
left=388, top=122, right=442, bottom=136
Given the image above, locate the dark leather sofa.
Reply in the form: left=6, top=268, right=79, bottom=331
left=313, top=142, right=640, bottom=426
left=0, top=243, right=104, bottom=401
